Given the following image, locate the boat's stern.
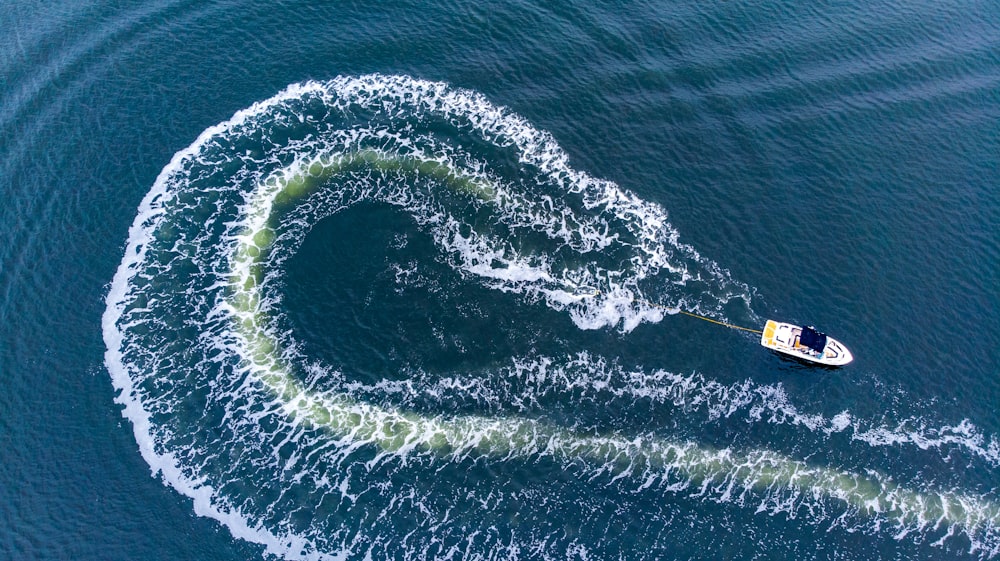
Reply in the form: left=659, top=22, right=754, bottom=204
left=760, top=319, right=779, bottom=349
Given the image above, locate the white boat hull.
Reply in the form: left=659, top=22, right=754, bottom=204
left=760, top=320, right=853, bottom=367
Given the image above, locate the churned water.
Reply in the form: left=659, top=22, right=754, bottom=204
left=2, top=1, right=997, bottom=560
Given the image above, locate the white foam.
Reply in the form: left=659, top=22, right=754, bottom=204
left=103, top=81, right=351, bottom=561
left=349, top=353, right=1000, bottom=467
left=104, top=74, right=1000, bottom=559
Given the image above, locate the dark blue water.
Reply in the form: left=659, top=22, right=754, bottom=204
left=2, top=1, right=998, bottom=560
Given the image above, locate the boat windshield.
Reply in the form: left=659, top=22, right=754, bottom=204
left=800, top=326, right=828, bottom=353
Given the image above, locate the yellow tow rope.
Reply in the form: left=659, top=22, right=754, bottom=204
left=590, top=288, right=763, bottom=334
left=673, top=309, right=763, bottom=334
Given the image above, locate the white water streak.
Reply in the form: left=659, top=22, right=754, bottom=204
left=105, top=74, right=1000, bottom=559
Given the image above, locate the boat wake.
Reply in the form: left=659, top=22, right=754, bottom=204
left=104, top=75, right=1000, bottom=559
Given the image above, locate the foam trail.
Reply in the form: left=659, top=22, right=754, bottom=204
left=348, top=354, right=1000, bottom=468
left=232, top=150, right=1000, bottom=554
left=105, top=75, right=1000, bottom=559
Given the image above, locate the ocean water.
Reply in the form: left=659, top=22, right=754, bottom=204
left=2, top=1, right=998, bottom=560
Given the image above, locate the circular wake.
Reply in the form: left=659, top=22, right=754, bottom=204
left=104, top=75, right=999, bottom=559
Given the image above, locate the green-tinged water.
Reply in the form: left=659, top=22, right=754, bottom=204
left=2, top=2, right=998, bottom=560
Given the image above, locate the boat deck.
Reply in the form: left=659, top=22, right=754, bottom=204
left=760, top=320, right=853, bottom=366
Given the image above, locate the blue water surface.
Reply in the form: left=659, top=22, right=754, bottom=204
left=1, top=1, right=997, bottom=560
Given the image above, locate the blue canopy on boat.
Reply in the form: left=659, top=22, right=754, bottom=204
left=800, top=326, right=828, bottom=353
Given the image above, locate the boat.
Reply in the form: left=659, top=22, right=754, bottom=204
left=760, top=320, right=853, bottom=367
